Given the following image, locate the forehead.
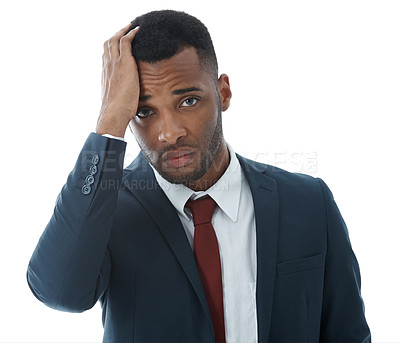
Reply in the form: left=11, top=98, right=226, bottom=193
left=137, top=47, right=213, bottom=95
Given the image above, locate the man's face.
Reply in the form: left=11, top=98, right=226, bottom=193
left=129, top=47, right=231, bottom=187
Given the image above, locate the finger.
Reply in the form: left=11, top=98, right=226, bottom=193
left=118, top=22, right=136, bottom=36
left=102, top=51, right=106, bottom=67
left=109, top=23, right=135, bottom=58
left=103, top=40, right=110, bottom=62
left=120, top=26, right=140, bottom=56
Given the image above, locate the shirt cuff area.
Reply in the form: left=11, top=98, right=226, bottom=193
left=100, top=133, right=125, bottom=142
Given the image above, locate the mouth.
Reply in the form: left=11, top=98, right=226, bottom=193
left=162, top=148, right=196, bottom=169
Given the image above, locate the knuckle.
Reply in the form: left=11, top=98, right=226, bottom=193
left=121, top=33, right=133, bottom=42
left=109, top=36, right=120, bottom=48
left=111, top=33, right=120, bottom=42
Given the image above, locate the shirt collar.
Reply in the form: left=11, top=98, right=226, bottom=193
left=152, top=143, right=242, bottom=223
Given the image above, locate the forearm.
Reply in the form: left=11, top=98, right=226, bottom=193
left=27, top=133, right=127, bottom=312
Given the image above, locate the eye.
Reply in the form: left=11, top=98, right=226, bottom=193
left=181, top=97, right=198, bottom=107
left=136, top=108, right=154, bottom=119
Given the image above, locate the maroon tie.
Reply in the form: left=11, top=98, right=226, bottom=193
left=185, top=196, right=226, bottom=343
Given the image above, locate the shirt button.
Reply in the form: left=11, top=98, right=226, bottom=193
left=92, top=155, right=99, bottom=165
left=89, top=165, right=97, bottom=175
left=85, top=175, right=95, bottom=185
left=82, top=184, right=91, bottom=195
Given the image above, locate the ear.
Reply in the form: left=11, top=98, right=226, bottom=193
left=217, top=74, right=232, bottom=112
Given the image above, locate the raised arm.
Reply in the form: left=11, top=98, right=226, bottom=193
left=27, top=23, right=140, bottom=312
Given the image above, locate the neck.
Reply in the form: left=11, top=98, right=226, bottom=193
left=186, top=140, right=230, bottom=192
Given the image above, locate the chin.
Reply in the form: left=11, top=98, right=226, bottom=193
left=159, top=169, right=206, bottom=185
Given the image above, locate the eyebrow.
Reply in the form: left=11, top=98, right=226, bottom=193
left=172, top=87, right=203, bottom=95
left=139, top=94, right=152, bottom=102
left=139, top=87, right=203, bottom=103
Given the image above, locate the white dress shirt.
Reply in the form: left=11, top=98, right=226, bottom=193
left=152, top=143, right=258, bottom=342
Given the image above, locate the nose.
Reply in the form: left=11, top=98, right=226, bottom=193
left=158, top=111, right=187, bottom=144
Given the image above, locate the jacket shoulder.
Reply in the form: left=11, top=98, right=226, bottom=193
left=237, top=154, right=322, bottom=191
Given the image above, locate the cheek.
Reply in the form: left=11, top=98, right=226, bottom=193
left=200, top=106, right=219, bottom=134
left=130, top=123, right=153, bottom=150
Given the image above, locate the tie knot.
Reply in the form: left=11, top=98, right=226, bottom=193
left=185, top=196, right=216, bottom=226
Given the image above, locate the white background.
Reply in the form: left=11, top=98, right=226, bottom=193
left=1, top=0, right=399, bottom=341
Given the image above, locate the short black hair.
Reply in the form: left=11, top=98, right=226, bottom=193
left=129, top=10, right=218, bottom=79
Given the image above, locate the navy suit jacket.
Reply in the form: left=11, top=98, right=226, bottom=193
left=27, top=133, right=370, bottom=342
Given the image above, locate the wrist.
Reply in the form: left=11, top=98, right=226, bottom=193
left=96, top=106, right=133, bottom=137
left=96, top=117, right=129, bottom=138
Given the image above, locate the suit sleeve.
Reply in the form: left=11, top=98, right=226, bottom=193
left=317, top=178, right=371, bottom=342
left=27, top=133, right=127, bottom=312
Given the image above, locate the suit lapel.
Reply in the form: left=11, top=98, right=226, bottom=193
left=123, top=154, right=213, bottom=330
left=124, top=153, right=279, bottom=339
left=238, top=154, right=280, bottom=342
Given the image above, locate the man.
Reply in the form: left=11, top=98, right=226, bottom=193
left=27, top=10, right=371, bottom=342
